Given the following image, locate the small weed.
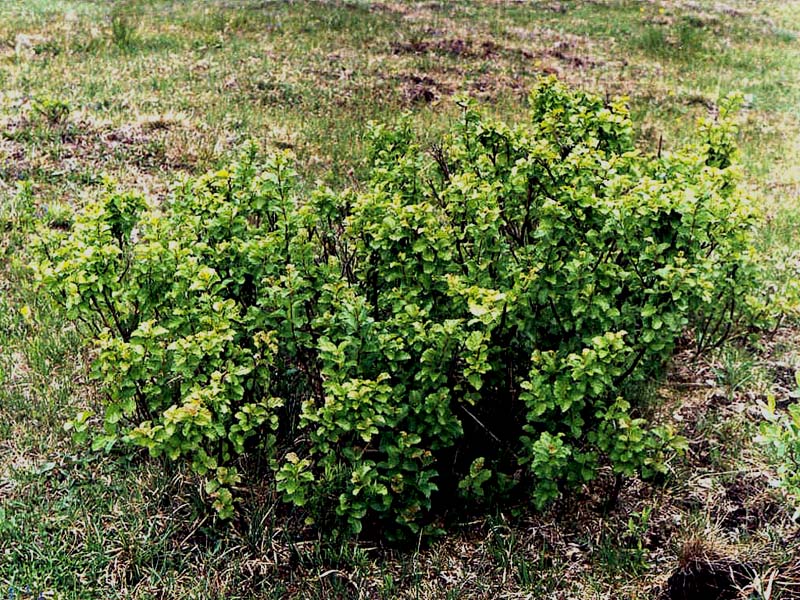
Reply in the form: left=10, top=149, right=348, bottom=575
left=757, top=385, right=800, bottom=519
left=32, top=96, right=70, bottom=125
left=0, top=180, right=36, bottom=236
left=33, top=38, right=62, bottom=56
left=41, top=201, right=73, bottom=229
left=379, top=572, right=396, bottom=600
left=595, top=508, right=652, bottom=577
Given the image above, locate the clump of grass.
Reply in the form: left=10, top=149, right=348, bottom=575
left=485, top=522, right=536, bottom=588
left=667, top=532, right=753, bottom=600
left=713, top=345, right=759, bottom=401
left=636, top=19, right=707, bottom=57
left=677, top=18, right=707, bottom=53
left=773, top=27, right=798, bottom=43
left=637, top=26, right=669, bottom=55
left=111, top=11, right=138, bottom=51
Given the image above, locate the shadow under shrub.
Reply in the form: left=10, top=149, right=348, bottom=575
left=33, top=78, right=771, bottom=539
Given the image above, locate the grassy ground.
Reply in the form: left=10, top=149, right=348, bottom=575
left=1, top=0, right=799, bottom=598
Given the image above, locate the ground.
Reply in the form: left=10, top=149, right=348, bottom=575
left=0, top=0, right=799, bottom=598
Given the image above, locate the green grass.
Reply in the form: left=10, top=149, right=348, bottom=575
left=1, top=0, right=800, bottom=597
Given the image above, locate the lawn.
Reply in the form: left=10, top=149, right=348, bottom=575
left=1, top=0, right=799, bottom=598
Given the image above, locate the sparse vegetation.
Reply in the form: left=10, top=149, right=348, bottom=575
left=2, top=0, right=800, bottom=598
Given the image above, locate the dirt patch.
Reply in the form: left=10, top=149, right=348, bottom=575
left=467, top=72, right=529, bottom=100
left=390, top=33, right=601, bottom=69
left=509, top=27, right=609, bottom=75
left=398, top=73, right=452, bottom=104
left=769, top=361, right=797, bottom=399
left=665, top=554, right=752, bottom=600
left=2, top=113, right=192, bottom=181
left=547, top=40, right=601, bottom=68
left=679, top=1, right=745, bottom=19
left=391, top=36, right=500, bottom=59
left=682, top=92, right=717, bottom=112
left=368, top=1, right=410, bottom=15
left=718, top=473, right=788, bottom=533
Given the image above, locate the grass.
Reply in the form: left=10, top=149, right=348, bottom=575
left=1, top=0, right=800, bottom=597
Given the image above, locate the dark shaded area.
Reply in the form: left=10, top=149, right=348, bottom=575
left=666, top=554, right=752, bottom=600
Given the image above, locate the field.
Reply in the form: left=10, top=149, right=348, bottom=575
left=1, top=0, right=800, bottom=598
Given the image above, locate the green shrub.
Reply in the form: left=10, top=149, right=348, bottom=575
left=34, top=78, right=768, bottom=537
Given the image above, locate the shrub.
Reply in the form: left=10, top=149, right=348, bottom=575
left=34, top=78, right=766, bottom=537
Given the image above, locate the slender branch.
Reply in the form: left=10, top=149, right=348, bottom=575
left=459, top=404, right=501, bottom=444
left=548, top=298, right=567, bottom=337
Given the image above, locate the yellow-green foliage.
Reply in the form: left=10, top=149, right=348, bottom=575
left=34, top=79, right=772, bottom=537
